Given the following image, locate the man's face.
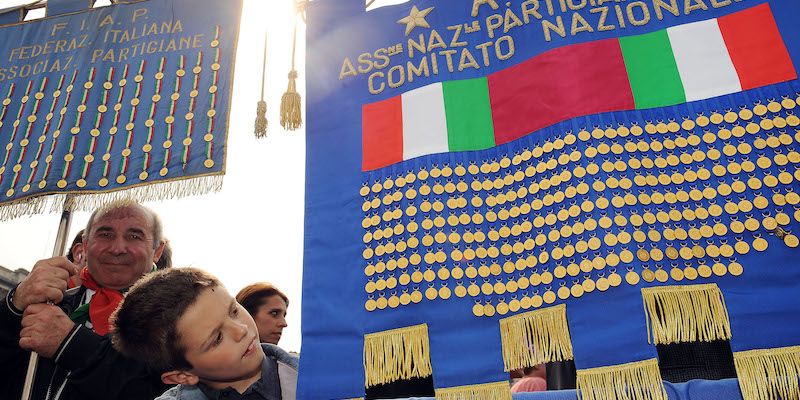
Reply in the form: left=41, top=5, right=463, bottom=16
left=178, top=287, right=264, bottom=391
left=252, top=295, right=288, bottom=345
left=83, top=205, right=164, bottom=290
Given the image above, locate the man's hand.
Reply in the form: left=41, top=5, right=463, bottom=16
left=19, top=304, right=76, bottom=358
left=13, top=257, right=79, bottom=311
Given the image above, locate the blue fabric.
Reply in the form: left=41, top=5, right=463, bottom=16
left=301, top=0, right=800, bottom=399
left=0, top=0, right=241, bottom=206
left=0, top=6, right=27, bottom=25
left=46, top=0, right=95, bottom=17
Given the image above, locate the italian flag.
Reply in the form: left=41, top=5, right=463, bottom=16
left=362, top=3, right=796, bottom=171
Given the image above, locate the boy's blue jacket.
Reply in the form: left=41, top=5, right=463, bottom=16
left=155, top=343, right=300, bottom=400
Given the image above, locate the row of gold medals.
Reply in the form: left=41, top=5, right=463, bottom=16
left=360, top=97, right=800, bottom=316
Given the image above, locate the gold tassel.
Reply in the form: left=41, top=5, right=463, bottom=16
left=734, top=345, right=800, bottom=400
left=254, top=32, right=268, bottom=138
left=576, top=358, right=667, bottom=400
left=363, top=323, right=432, bottom=387
left=641, top=284, right=731, bottom=345
left=0, top=174, right=223, bottom=222
left=280, top=4, right=303, bottom=131
left=435, top=381, right=512, bottom=400
left=499, top=304, right=574, bottom=372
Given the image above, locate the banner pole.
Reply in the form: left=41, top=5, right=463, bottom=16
left=21, top=194, right=76, bottom=400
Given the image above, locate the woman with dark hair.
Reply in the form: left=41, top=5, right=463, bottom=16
left=236, top=282, right=289, bottom=345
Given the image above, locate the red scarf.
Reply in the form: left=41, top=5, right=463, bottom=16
left=79, top=268, right=124, bottom=336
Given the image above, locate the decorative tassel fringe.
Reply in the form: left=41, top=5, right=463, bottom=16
left=734, top=345, right=800, bottom=400
left=641, top=284, right=731, bottom=345
left=0, top=174, right=223, bottom=222
left=499, top=304, right=573, bottom=371
left=576, top=358, right=667, bottom=400
left=254, top=100, right=268, bottom=137
left=280, top=70, right=302, bottom=131
left=435, top=381, right=512, bottom=400
left=363, top=323, right=431, bottom=387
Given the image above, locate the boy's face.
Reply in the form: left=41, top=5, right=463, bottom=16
left=176, top=286, right=264, bottom=391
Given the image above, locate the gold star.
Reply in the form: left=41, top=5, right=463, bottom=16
left=397, top=5, right=434, bottom=36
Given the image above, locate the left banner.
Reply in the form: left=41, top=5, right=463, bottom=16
left=0, top=0, right=242, bottom=220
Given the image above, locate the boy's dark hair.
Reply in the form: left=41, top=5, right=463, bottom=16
left=235, top=282, right=289, bottom=317
left=111, top=267, right=221, bottom=372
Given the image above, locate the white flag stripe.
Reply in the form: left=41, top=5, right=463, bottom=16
left=401, top=82, right=449, bottom=160
left=667, top=19, right=742, bottom=102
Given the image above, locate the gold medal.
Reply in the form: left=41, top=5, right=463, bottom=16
left=753, top=237, right=768, bottom=251
left=670, top=267, right=684, bottom=281
left=684, top=266, right=698, bottom=280
left=785, top=234, right=799, bottom=248
left=117, top=175, right=127, bottom=184
left=642, top=268, right=655, bottom=283
left=713, top=262, right=727, bottom=276
left=558, top=286, right=570, bottom=300
left=543, top=290, right=556, bottom=304
left=204, top=159, right=215, bottom=168
left=625, top=271, right=640, bottom=285
left=665, top=247, right=679, bottom=260
left=139, top=171, right=149, bottom=181
left=698, top=264, right=712, bottom=278
left=608, top=272, right=622, bottom=287
left=729, top=262, right=743, bottom=276
left=655, top=268, right=669, bottom=282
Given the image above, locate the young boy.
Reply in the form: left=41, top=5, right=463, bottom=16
left=111, top=268, right=299, bottom=400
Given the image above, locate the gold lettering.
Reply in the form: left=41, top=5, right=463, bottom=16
left=472, top=0, right=500, bottom=17
left=374, top=48, right=390, bottom=69
left=132, top=8, right=147, bottom=23
left=567, top=0, right=587, bottom=10
left=339, top=58, right=357, bottom=80
left=591, top=7, right=614, bottom=31
left=521, top=0, right=542, bottom=22
left=192, top=34, right=204, bottom=48
left=447, top=24, right=468, bottom=47
left=652, top=0, right=679, bottom=19
left=495, top=35, right=515, bottom=60
left=51, top=23, right=67, bottom=36
left=476, top=41, right=493, bottom=66
left=503, top=8, right=523, bottom=33
left=685, top=0, right=708, bottom=14
left=368, top=72, right=384, bottom=94
left=627, top=1, right=651, bottom=25
left=357, top=53, right=373, bottom=74
left=570, top=12, right=593, bottom=35
left=458, top=48, right=480, bottom=71
left=615, top=5, right=626, bottom=28
left=542, top=16, right=566, bottom=41
left=408, top=34, right=426, bottom=58
left=99, top=15, right=114, bottom=28
left=388, top=65, right=405, bottom=88
left=710, top=0, right=731, bottom=7
left=407, top=58, right=429, bottom=82
left=427, top=30, right=447, bottom=52
left=440, top=49, right=458, bottom=72
left=485, top=14, right=503, bottom=39
left=91, top=49, right=104, bottom=63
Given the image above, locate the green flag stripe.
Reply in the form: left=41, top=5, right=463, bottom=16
left=442, top=77, right=496, bottom=152
left=619, top=30, right=686, bottom=109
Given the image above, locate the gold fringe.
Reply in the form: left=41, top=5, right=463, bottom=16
left=363, top=323, right=432, bottom=388
left=339, top=398, right=364, bottom=400
left=435, top=381, right=512, bottom=400
left=0, top=174, right=223, bottom=222
left=576, top=358, right=667, bottom=400
left=499, top=304, right=574, bottom=372
left=734, top=345, right=800, bottom=400
left=641, top=284, right=731, bottom=345
left=280, top=70, right=302, bottom=131
left=254, top=100, right=268, bottom=137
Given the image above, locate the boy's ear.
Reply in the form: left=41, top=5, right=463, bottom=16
left=161, top=370, right=200, bottom=386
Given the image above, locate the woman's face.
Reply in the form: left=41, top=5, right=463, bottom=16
left=252, top=295, right=288, bottom=344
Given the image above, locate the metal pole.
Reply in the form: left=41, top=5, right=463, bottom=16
left=21, top=194, right=76, bottom=400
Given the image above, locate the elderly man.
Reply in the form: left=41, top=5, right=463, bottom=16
left=0, top=201, right=171, bottom=400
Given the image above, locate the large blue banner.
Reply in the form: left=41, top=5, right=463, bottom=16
left=302, top=0, right=800, bottom=399
left=0, top=0, right=241, bottom=219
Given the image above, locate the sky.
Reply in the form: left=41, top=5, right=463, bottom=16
left=0, top=0, right=308, bottom=352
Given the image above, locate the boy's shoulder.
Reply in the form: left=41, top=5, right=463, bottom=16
left=261, top=343, right=299, bottom=370
left=155, top=384, right=207, bottom=400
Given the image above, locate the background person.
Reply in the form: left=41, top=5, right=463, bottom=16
left=236, top=282, right=289, bottom=345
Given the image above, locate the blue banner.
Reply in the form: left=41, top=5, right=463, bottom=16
left=0, top=0, right=241, bottom=219
left=302, top=0, right=800, bottom=399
